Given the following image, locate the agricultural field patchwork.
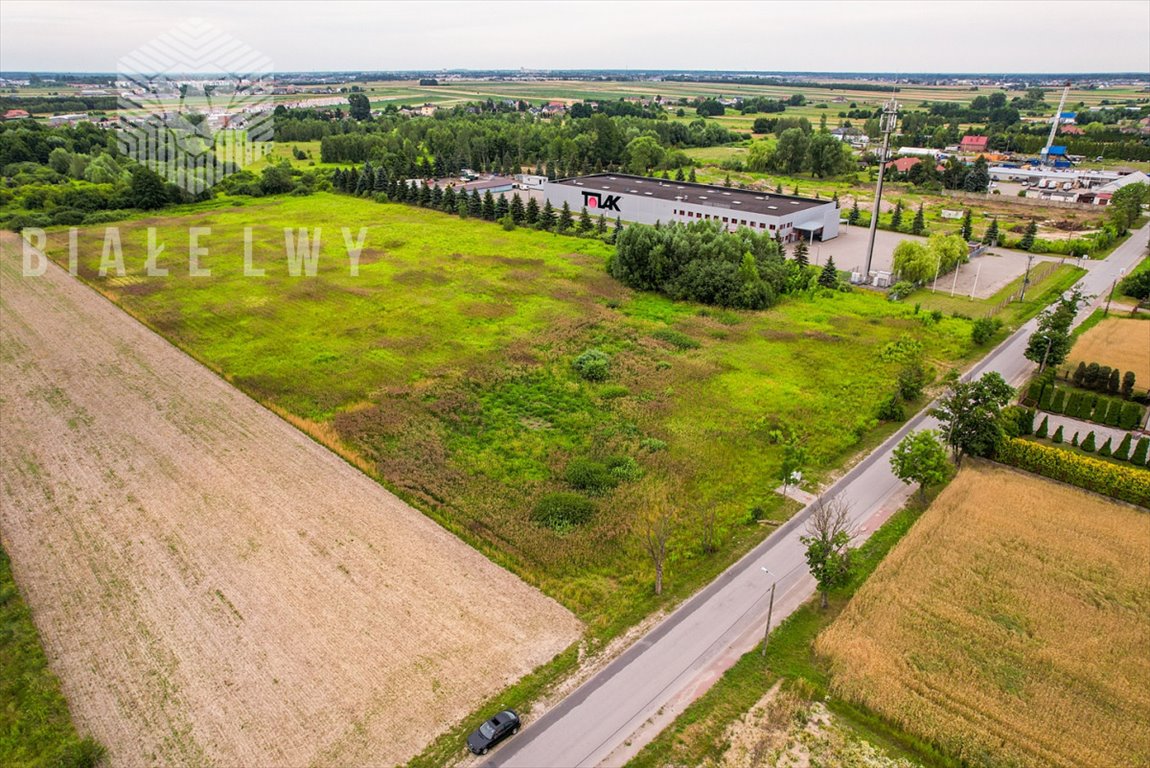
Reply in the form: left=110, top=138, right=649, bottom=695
left=0, top=233, right=581, bottom=766
left=816, top=461, right=1150, bottom=768
left=35, top=193, right=980, bottom=635
left=1068, top=316, right=1150, bottom=385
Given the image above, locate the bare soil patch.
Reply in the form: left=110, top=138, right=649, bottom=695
left=0, top=234, right=581, bottom=767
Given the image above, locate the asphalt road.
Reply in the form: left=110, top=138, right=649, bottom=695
left=488, top=226, right=1149, bottom=768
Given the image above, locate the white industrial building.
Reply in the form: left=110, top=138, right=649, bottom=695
left=542, top=173, right=840, bottom=242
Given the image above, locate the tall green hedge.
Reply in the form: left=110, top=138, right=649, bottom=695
left=998, top=439, right=1150, bottom=507
left=1036, top=384, right=1145, bottom=430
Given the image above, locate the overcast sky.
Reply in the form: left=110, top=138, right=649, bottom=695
left=2, top=0, right=1148, bottom=74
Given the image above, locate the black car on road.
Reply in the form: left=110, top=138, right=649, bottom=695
left=467, top=710, right=520, bottom=755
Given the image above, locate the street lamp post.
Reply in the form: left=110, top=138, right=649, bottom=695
left=761, top=567, right=777, bottom=657
left=1019, top=254, right=1035, bottom=302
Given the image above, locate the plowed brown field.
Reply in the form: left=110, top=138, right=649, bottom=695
left=0, top=233, right=581, bottom=767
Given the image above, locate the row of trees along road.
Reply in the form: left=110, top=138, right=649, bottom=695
left=802, top=370, right=1014, bottom=611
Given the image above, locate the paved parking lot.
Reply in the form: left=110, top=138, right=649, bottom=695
left=816, top=224, right=1070, bottom=299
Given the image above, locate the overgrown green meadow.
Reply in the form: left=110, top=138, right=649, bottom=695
left=43, top=192, right=978, bottom=636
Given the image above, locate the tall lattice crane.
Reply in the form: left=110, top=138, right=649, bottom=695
left=1041, top=81, right=1072, bottom=165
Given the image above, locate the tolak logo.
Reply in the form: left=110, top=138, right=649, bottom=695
left=582, top=191, right=621, bottom=212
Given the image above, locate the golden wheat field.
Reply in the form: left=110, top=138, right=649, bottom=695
left=816, top=461, right=1150, bottom=768
left=1068, top=318, right=1150, bottom=387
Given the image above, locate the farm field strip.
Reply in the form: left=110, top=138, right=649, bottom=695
left=1068, top=317, right=1150, bottom=383
left=816, top=462, right=1150, bottom=768
left=0, top=232, right=581, bottom=767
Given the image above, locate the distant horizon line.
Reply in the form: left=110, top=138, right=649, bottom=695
left=2, top=68, right=1149, bottom=79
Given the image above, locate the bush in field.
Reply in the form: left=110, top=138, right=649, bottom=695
left=971, top=317, right=1001, bottom=345
left=877, top=394, right=906, bottom=421
left=651, top=328, right=701, bottom=350
left=532, top=492, right=595, bottom=532
left=564, top=458, right=617, bottom=494
left=572, top=349, right=610, bottom=381
left=897, top=360, right=929, bottom=401
left=606, top=455, right=643, bottom=482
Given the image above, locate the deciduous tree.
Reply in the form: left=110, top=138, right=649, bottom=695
left=931, top=372, right=1014, bottom=466
left=801, top=496, right=854, bottom=609
left=1024, top=289, right=1084, bottom=371
left=890, top=429, right=950, bottom=500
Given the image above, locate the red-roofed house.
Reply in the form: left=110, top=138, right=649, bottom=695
left=959, top=135, right=989, bottom=153
left=3, top=109, right=30, bottom=120
left=885, top=156, right=922, bottom=174
left=1060, top=125, right=1085, bottom=136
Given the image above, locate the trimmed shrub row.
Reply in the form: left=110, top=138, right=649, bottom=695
left=1009, top=407, right=1149, bottom=469
left=1034, top=381, right=1144, bottom=430
left=998, top=438, right=1150, bottom=508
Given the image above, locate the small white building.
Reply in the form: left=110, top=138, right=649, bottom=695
left=894, top=146, right=941, bottom=159
left=830, top=126, right=869, bottom=148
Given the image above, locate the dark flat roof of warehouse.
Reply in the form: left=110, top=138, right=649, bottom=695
left=550, top=173, right=831, bottom=215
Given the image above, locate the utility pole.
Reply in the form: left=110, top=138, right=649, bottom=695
left=1019, top=253, right=1035, bottom=301
left=1105, top=268, right=1126, bottom=317
left=863, top=99, right=899, bottom=283
left=761, top=568, right=776, bottom=657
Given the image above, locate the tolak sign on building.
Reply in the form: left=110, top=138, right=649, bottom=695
left=582, top=191, right=621, bottom=211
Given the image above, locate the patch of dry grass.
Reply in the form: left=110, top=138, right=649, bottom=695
left=816, top=461, right=1150, bottom=768
left=1069, top=317, right=1150, bottom=385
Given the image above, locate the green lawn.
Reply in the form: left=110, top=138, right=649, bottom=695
left=1, top=546, right=103, bottom=768
left=43, top=192, right=979, bottom=639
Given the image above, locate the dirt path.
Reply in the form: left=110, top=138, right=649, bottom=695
left=0, top=232, right=581, bottom=767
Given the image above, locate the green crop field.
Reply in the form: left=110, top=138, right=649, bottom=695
left=41, top=193, right=979, bottom=637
